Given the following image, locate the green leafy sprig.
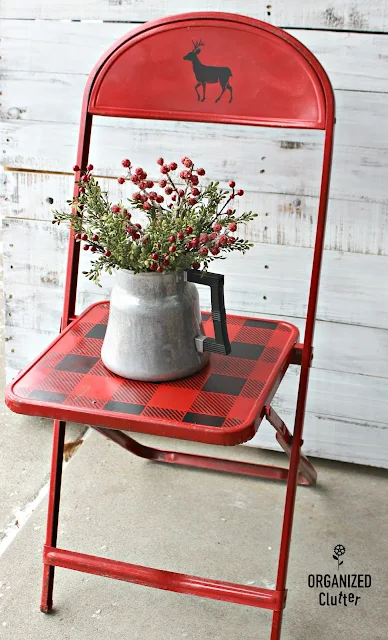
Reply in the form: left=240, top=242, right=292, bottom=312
left=52, top=157, right=258, bottom=284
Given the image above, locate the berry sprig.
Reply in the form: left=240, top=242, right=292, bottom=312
left=52, top=156, right=258, bottom=283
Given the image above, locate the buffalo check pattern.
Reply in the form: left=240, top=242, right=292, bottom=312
left=11, top=302, right=298, bottom=441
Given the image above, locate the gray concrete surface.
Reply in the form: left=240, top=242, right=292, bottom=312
left=0, top=428, right=387, bottom=640
left=0, top=403, right=86, bottom=542
left=0, top=320, right=85, bottom=543
left=0, top=225, right=85, bottom=543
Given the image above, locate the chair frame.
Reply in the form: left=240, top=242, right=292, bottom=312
left=11, top=13, right=335, bottom=640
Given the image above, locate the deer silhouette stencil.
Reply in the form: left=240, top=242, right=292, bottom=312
left=183, top=40, right=233, bottom=104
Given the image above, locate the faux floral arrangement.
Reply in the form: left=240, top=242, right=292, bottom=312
left=53, top=156, right=257, bottom=284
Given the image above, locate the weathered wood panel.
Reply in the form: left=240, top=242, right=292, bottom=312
left=1, top=1, right=387, bottom=32
left=4, top=171, right=388, bottom=256
left=258, top=346, right=388, bottom=469
left=3, top=26, right=388, bottom=206
left=3, top=23, right=388, bottom=215
left=2, top=21, right=388, bottom=93
left=3, top=24, right=388, bottom=209
left=3, top=71, right=388, bottom=151
left=251, top=400, right=388, bottom=468
left=4, top=118, right=388, bottom=205
left=3, top=219, right=388, bottom=330
left=295, top=30, right=388, bottom=92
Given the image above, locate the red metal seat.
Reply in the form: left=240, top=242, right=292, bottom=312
left=4, top=12, right=334, bottom=640
left=7, top=302, right=299, bottom=446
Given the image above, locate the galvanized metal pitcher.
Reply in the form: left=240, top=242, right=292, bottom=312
left=101, top=269, right=231, bottom=381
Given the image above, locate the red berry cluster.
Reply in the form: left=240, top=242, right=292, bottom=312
left=145, top=227, right=199, bottom=272
left=228, top=180, right=244, bottom=199
left=73, top=163, right=94, bottom=193
left=116, top=155, right=208, bottom=213
left=75, top=229, right=111, bottom=257
left=68, top=156, right=253, bottom=276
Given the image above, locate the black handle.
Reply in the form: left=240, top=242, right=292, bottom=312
left=186, top=270, right=231, bottom=356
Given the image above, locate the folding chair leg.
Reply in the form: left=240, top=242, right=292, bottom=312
left=270, top=411, right=306, bottom=640
left=93, top=419, right=317, bottom=486
left=41, top=419, right=66, bottom=613
left=94, top=426, right=291, bottom=482
left=265, top=406, right=317, bottom=486
left=271, top=610, right=283, bottom=640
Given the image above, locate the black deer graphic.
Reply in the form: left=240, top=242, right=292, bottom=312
left=183, top=40, right=233, bottom=104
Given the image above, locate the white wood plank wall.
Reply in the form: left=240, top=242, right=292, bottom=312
left=1, top=4, right=388, bottom=467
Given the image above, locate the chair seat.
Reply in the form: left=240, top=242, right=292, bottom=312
left=5, top=301, right=299, bottom=445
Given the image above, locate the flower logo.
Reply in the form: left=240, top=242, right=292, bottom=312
left=333, top=544, right=346, bottom=570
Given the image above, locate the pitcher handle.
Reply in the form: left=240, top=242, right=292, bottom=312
left=186, top=270, right=231, bottom=356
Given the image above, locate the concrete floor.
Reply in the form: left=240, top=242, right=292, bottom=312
left=0, top=417, right=387, bottom=639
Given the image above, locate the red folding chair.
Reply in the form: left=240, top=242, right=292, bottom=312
left=5, top=12, right=334, bottom=640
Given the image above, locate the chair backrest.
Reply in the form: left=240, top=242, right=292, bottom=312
left=87, top=13, right=327, bottom=129
left=63, top=12, right=335, bottom=375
